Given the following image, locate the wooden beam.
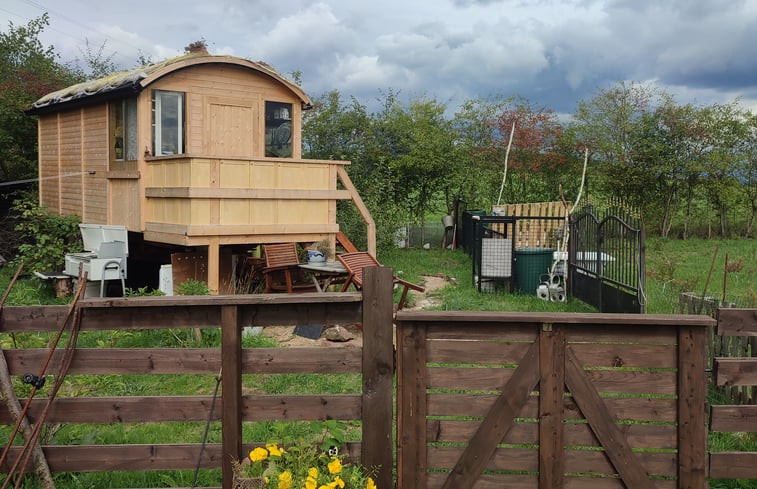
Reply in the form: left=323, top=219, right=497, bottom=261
left=396, top=318, right=428, bottom=489
left=144, top=222, right=340, bottom=237
left=221, top=305, right=241, bottom=489
left=711, top=405, right=757, bottom=432
left=539, top=325, right=565, bottom=489
left=145, top=187, right=351, bottom=200
left=678, top=326, right=707, bottom=489
left=717, top=308, right=757, bottom=336
left=709, top=452, right=757, bottom=479
left=336, top=166, right=376, bottom=256
left=361, top=267, right=394, bottom=489
left=442, top=339, right=540, bottom=489
left=714, top=358, right=757, bottom=386
left=564, top=346, right=650, bottom=489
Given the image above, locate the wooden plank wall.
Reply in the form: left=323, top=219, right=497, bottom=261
left=81, top=105, right=108, bottom=223
left=0, top=274, right=395, bottom=489
left=38, top=115, right=60, bottom=212
left=36, top=106, right=109, bottom=224
left=710, top=308, right=757, bottom=480
left=495, top=201, right=567, bottom=249
left=396, top=311, right=711, bottom=489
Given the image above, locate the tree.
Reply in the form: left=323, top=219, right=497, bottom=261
left=384, top=96, right=456, bottom=224
left=491, top=98, right=567, bottom=203
left=0, top=14, right=81, bottom=184
left=698, top=102, right=752, bottom=237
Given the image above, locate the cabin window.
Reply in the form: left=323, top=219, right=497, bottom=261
left=152, top=90, right=185, bottom=156
left=265, top=101, right=292, bottom=158
left=112, top=98, right=137, bottom=161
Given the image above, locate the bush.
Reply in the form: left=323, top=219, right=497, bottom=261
left=11, top=193, right=81, bottom=272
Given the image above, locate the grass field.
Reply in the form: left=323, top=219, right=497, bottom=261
left=1, top=237, right=755, bottom=487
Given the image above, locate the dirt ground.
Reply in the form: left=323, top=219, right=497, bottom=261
left=260, top=275, right=448, bottom=348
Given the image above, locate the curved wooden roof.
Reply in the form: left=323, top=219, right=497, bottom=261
left=29, top=54, right=310, bottom=114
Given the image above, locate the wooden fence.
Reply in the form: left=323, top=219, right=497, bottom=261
left=679, top=292, right=752, bottom=403
left=710, top=308, right=757, bottom=481
left=0, top=268, right=396, bottom=489
left=3, top=274, right=756, bottom=489
left=395, top=310, right=712, bottom=489
left=492, top=201, right=566, bottom=249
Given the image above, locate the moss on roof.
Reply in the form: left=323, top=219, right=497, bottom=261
left=31, top=53, right=306, bottom=110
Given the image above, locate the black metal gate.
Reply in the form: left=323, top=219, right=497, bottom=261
left=568, top=204, right=646, bottom=313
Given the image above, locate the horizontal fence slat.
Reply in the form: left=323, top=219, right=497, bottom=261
left=0, top=295, right=363, bottom=333
left=0, top=394, right=362, bottom=425
left=709, top=452, right=757, bottom=478
left=426, top=446, right=677, bottom=477
left=570, top=343, right=677, bottom=368
left=710, top=405, right=757, bottom=432
left=714, top=358, right=757, bottom=386
left=427, top=366, right=677, bottom=395
left=2, top=346, right=362, bottom=375
left=426, top=339, right=532, bottom=364
left=1, top=442, right=363, bottom=474
left=427, top=393, right=678, bottom=422
left=397, top=310, right=713, bottom=328
left=425, top=472, right=677, bottom=489
left=717, top=308, right=757, bottom=336
left=427, top=419, right=676, bottom=448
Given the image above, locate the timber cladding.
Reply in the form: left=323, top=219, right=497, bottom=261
left=395, top=311, right=712, bottom=489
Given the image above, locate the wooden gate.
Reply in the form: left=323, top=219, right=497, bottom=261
left=396, top=311, right=711, bottom=489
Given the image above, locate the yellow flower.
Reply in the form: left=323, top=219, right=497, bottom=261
left=308, top=467, right=318, bottom=479
left=278, top=470, right=292, bottom=489
left=333, top=475, right=345, bottom=488
left=327, top=457, right=342, bottom=474
left=366, top=477, right=376, bottom=489
left=266, top=442, right=284, bottom=457
left=249, top=447, right=268, bottom=463
left=305, top=480, right=317, bottom=489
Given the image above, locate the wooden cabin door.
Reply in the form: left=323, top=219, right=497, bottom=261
left=206, top=98, right=257, bottom=158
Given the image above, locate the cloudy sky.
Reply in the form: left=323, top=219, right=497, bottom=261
left=2, top=0, right=756, bottom=116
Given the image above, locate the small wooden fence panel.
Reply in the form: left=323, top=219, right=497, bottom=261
left=0, top=268, right=396, bottom=489
left=710, top=308, right=757, bottom=480
left=396, top=311, right=711, bottom=489
left=493, top=201, right=566, bottom=249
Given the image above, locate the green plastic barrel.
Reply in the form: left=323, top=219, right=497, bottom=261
left=514, top=247, right=555, bottom=294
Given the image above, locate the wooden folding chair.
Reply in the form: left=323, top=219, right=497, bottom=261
left=262, top=243, right=317, bottom=293
left=337, top=252, right=425, bottom=310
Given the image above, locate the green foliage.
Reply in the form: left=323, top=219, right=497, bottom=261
left=11, top=193, right=81, bottom=272
left=125, top=285, right=166, bottom=297
left=240, top=421, right=376, bottom=489
left=0, top=14, right=82, bottom=183
left=175, top=278, right=210, bottom=296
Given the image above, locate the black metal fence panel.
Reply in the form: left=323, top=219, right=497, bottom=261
left=569, top=204, right=646, bottom=313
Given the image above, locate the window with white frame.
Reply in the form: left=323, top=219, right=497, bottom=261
left=152, top=90, right=185, bottom=156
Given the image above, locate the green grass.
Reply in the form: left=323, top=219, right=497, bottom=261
left=644, top=237, right=756, bottom=313
left=380, top=247, right=595, bottom=312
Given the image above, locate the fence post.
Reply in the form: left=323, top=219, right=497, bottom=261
left=678, top=325, right=707, bottom=489
left=221, top=305, right=242, bottom=489
left=361, top=266, right=394, bottom=489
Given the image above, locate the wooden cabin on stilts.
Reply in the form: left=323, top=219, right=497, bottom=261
left=27, top=47, right=375, bottom=294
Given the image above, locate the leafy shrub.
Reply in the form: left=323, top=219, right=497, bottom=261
left=11, top=193, right=81, bottom=272
left=125, top=286, right=166, bottom=297
left=175, top=278, right=210, bottom=296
